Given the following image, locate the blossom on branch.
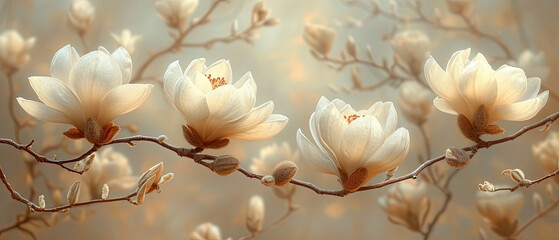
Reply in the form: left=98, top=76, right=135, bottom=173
left=532, top=132, right=559, bottom=184
left=83, top=147, right=136, bottom=199
left=304, top=24, right=336, bottom=57
left=424, top=48, right=549, bottom=141
left=397, top=81, right=433, bottom=124
left=391, top=30, right=430, bottom=75
left=68, top=0, right=95, bottom=35
left=378, top=180, right=430, bottom=232
left=0, top=30, right=35, bottom=75
left=154, top=0, right=199, bottom=29
left=17, top=45, right=153, bottom=144
left=110, top=29, right=141, bottom=55
left=163, top=58, right=288, bottom=149
left=476, top=190, right=524, bottom=238
left=189, top=222, right=222, bottom=240
left=297, top=97, right=410, bottom=192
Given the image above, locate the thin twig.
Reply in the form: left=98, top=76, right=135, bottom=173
left=510, top=197, right=559, bottom=238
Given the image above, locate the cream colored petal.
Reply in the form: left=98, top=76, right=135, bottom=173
left=518, top=77, right=541, bottom=102
left=173, top=76, right=210, bottom=131
left=458, top=56, right=498, bottom=107
left=184, top=58, right=207, bottom=77
left=491, top=91, right=548, bottom=122
left=227, top=114, right=288, bottom=141
left=369, top=102, right=397, bottom=139
left=191, top=71, right=212, bottom=94
left=205, top=59, right=232, bottom=84
left=17, top=98, right=73, bottom=124
left=309, top=112, right=339, bottom=169
left=433, top=97, right=458, bottom=115
left=364, top=127, right=410, bottom=178
left=205, top=101, right=273, bottom=141
left=50, top=45, right=79, bottom=84
left=97, top=84, right=154, bottom=126
left=69, top=50, right=123, bottom=118
left=296, top=129, right=337, bottom=175
left=233, top=71, right=257, bottom=94
left=205, top=84, right=252, bottom=121
left=111, top=47, right=132, bottom=84
left=28, top=76, right=83, bottom=124
left=316, top=102, right=347, bottom=156
left=424, top=56, right=460, bottom=100
left=340, top=116, right=384, bottom=175
left=445, top=48, right=471, bottom=84
left=495, top=65, right=527, bottom=105
left=163, top=60, right=183, bottom=100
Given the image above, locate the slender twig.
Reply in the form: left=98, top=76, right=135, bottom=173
left=510, top=197, right=559, bottom=238
left=493, top=169, right=559, bottom=192
left=422, top=169, right=460, bottom=239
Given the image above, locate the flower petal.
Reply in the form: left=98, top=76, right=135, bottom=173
left=365, top=127, right=410, bottom=178
left=518, top=77, right=541, bottom=102
left=339, top=116, right=384, bottom=174
left=97, top=84, right=154, bottom=126
left=17, top=98, right=73, bottom=124
left=207, top=101, right=274, bottom=141
left=491, top=91, right=548, bottom=122
left=458, top=53, right=498, bottom=107
left=173, top=76, right=210, bottom=133
left=227, top=114, right=288, bottom=141
left=205, top=59, right=232, bottom=84
left=184, top=58, right=207, bottom=77
left=424, top=56, right=459, bottom=100
left=445, top=48, right=471, bottom=85
left=495, top=65, right=527, bottom=105
left=432, top=97, right=458, bottom=115
left=28, top=76, right=84, bottom=126
left=163, top=60, right=183, bottom=101
left=191, top=71, right=212, bottom=94
left=111, top=47, right=132, bottom=84
left=296, top=129, right=337, bottom=175
left=316, top=102, right=347, bottom=155
left=369, top=102, right=398, bottom=139
left=50, top=45, right=79, bottom=84
left=234, top=71, right=257, bottom=94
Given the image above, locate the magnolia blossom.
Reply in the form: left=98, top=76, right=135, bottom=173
left=246, top=195, right=265, bottom=234
left=425, top=49, right=548, bottom=140
left=476, top=190, right=524, bottom=237
left=533, top=132, right=559, bottom=184
left=83, top=147, right=136, bottom=198
left=189, top=222, right=222, bottom=240
left=250, top=142, right=299, bottom=175
left=445, top=0, right=473, bottom=15
left=304, top=24, right=336, bottom=56
left=17, top=45, right=153, bottom=144
left=110, top=29, right=141, bottom=55
left=163, top=58, right=288, bottom=148
left=378, top=180, right=429, bottom=231
left=0, top=30, right=35, bottom=75
left=398, top=81, right=433, bottom=124
left=297, top=97, right=410, bottom=192
left=155, top=0, right=199, bottom=28
left=391, top=30, right=430, bottom=75
left=509, top=50, right=550, bottom=82
left=68, top=0, right=95, bottom=35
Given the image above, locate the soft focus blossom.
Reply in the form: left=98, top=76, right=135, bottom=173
left=83, top=147, right=136, bottom=198
left=297, top=97, right=410, bottom=192
left=533, top=132, right=559, bottom=184
left=391, top=30, right=430, bottom=75
left=163, top=58, right=288, bottom=148
left=509, top=50, right=550, bottom=82
left=397, top=81, right=433, bottom=124
left=250, top=142, right=299, bottom=175
left=110, top=29, right=141, bottom=55
left=17, top=45, right=153, bottom=144
left=476, top=190, right=524, bottom=237
left=445, top=0, right=473, bottom=15
left=378, top=180, right=429, bottom=232
left=304, top=24, right=336, bottom=56
left=154, top=0, right=199, bottom=29
left=246, top=195, right=265, bottom=234
left=68, top=0, right=95, bottom=35
left=189, top=222, right=222, bottom=240
left=0, top=30, right=35, bottom=75
left=425, top=49, right=548, bottom=140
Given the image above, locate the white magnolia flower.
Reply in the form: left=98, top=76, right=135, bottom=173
left=164, top=58, right=288, bottom=148
left=189, top=222, right=222, bottom=240
left=250, top=142, right=299, bottom=175
left=297, top=97, right=410, bottom=192
left=110, top=29, right=141, bottom=55
left=154, top=0, right=199, bottom=28
left=378, top=180, right=429, bottom=231
left=391, top=30, right=430, bottom=74
left=0, top=30, right=35, bottom=75
left=246, top=195, right=265, bottom=233
left=533, top=132, right=559, bottom=184
left=476, top=190, right=524, bottom=237
left=398, top=81, right=433, bottom=124
left=509, top=50, right=550, bottom=82
left=17, top=45, right=153, bottom=144
left=68, top=0, right=95, bottom=35
left=304, top=24, right=336, bottom=56
left=84, top=147, right=136, bottom=198
left=425, top=49, right=549, bottom=140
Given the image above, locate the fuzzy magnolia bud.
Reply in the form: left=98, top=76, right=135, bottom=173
left=101, top=184, right=109, bottom=200
left=38, top=195, right=46, bottom=209
left=85, top=117, right=103, bottom=144
left=502, top=168, right=528, bottom=185
left=211, top=155, right=239, bottom=176
left=445, top=146, right=470, bottom=169
left=261, top=175, right=275, bottom=186
left=246, top=195, right=265, bottom=234
left=271, top=161, right=298, bottom=187
left=478, top=181, right=495, bottom=192
left=67, top=181, right=81, bottom=205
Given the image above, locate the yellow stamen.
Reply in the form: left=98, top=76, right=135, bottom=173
left=206, top=74, right=226, bottom=90
left=343, top=114, right=362, bottom=124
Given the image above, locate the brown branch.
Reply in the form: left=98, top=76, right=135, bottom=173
left=493, top=169, right=559, bottom=192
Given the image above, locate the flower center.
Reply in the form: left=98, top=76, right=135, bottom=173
left=343, top=114, right=362, bottom=124
left=205, top=74, right=226, bottom=90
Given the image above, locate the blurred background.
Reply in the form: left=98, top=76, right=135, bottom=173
left=0, top=0, right=558, bottom=239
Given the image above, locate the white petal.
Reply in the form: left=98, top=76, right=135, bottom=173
left=491, top=91, right=549, bottom=122
left=316, top=102, right=347, bottom=155
left=50, top=45, right=79, bottom=84
left=97, top=84, right=154, bottom=126
left=433, top=97, right=458, bottom=115
left=205, top=84, right=253, bottom=121
left=28, top=76, right=83, bottom=125
left=163, top=60, right=183, bottom=101
left=234, top=71, right=257, bottom=94
left=339, top=116, right=384, bottom=174
left=208, top=101, right=274, bottom=140
left=17, top=98, right=73, bottom=124
left=424, top=56, right=460, bottom=100
left=445, top=48, right=471, bottom=85
left=296, top=129, right=337, bottom=175
left=111, top=47, right=132, bottom=84
left=205, top=59, right=232, bottom=84
left=69, top=50, right=123, bottom=118
left=458, top=53, right=498, bottom=107
left=495, top=65, right=527, bottom=105
left=365, top=127, right=410, bottom=178
left=227, top=114, right=288, bottom=141
left=184, top=58, right=207, bottom=77
left=518, top=77, right=541, bottom=102
left=369, top=102, right=397, bottom=139
left=191, top=71, right=212, bottom=94
left=173, top=77, right=210, bottom=132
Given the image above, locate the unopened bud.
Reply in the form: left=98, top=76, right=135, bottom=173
left=156, top=135, right=168, bottom=143
left=211, top=155, right=239, bottom=176
left=264, top=18, right=280, bottom=26
left=85, top=117, right=103, bottom=144
left=502, top=168, right=526, bottom=184
left=533, top=193, right=543, bottom=213
left=445, top=146, right=470, bottom=169
left=138, top=162, right=164, bottom=189
left=345, top=36, right=357, bottom=58
left=261, top=175, right=275, bottom=186
left=73, top=160, right=83, bottom=171
left=246, top=195, right=265, bottom=234
left=385, top=166, right=398, bottom=181
left=272, top=161, right=298, bottom=187
left=67, top=181, right=81, bottom=205
left=38, top=195, right=46, bottom=209
left=136, top=175, right=156, bottom=205
left=478, top=181, right=495, bottom=192
left=157, top=173, right=174, bottom=186
left=101, top=184, right=109, bottom=200
left=82, top=154, right=95, bottom=172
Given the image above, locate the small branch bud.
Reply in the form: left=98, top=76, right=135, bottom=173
left=38, top=195, right=45, bottom=209
left=501, top=168, right=526, bottom=184
left=445, top=146, right=470, bottom=169
left=67, top=181, right=81, bottom=205
left=157, top=173, right=174, bottom=186
left=272, top=161, right=298, bottom=187
left=101, top=184, right=109, bottom=200
left=211, top=155, right=239, bottom=176
left=261, top=175, right=275, bottom=186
